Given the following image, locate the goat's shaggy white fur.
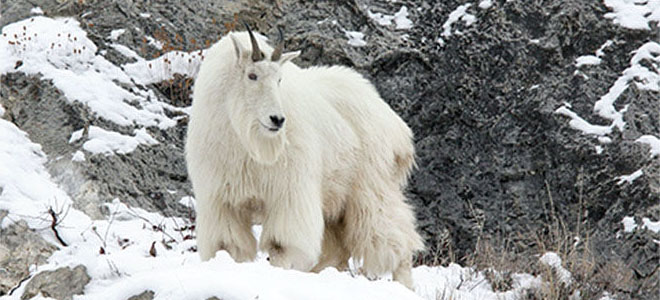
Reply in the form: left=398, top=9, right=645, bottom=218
left=185, top=31, right=424, bottom=288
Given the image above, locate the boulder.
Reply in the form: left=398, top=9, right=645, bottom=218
left=20, top=265, right=90, bottom=300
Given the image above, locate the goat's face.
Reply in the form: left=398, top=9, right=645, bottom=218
left=227, top=30, right=300, bottom=164
left=237, top=59, right=286, bottom=136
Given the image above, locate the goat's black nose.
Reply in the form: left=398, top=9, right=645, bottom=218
left=270, top=115, right=285, bottom=128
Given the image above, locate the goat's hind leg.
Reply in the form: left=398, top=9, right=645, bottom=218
left=344, top=186, right=423, bottom=289
left=312, top=221, right=351, bottom=273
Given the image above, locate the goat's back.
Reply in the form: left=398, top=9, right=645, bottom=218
left=298, top=66, right=415, bottom=186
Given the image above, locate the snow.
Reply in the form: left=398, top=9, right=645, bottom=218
left=179, top=196, right=196, bottom=209
left=345, top=31, right=367, bottom=47
left=575, top=55, right=602, bottom=67
left=139, top=13, right=151, bottom=18
left=0, top=104, right=4, bottom=117
left=616, top=169, right=643, bottom=185
left=558, top=41, right=660, bottom=147
left=145, top=35, right=164, bottom=50
left=109, top=43, right=143, bottom=61
left=30, top=7, right=44, bottom=15
left=599, top=291, right=615, bottom=300
left=123, top=49, right=206, bottom=85
left=368, top=6, right=413, bottom=29
left=622, top=216, right=637, bottom=232
left=594, top=41, right=660, bottom=131
left=72, top=150, right=85, bottom=162
left=641, top=218, right=660, bottom=233
left=108, top=28, right=126, bottom=41
left=0, top=16, right=178, bottom=130
left=0, top=117, right=93, bottom=247
left=554, top=106, right=612, bottom=136
left=595, top=145, right=604, bottom=154
left=442, top=4, right=476, bottom=37
left=636, top=135, right=660, bottom=158
left=479, top=0, right=493, bottom=9
left=69, top=126, right=158, bottom=155
left=413, top=265, right=540, bottom=300
left=393, top=6, right=413, bottom=29
left=595, top=40, right=614, bottom=57
left=369, top=10, right=394, bottom=26
left=539, top=252, right=573, bottom=286
left=622, top=216, right=660, bottom=233
left=603, top=0, right=660, bottom=30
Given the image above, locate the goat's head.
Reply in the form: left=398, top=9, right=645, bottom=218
left=226, top=24, right=300, bottom=164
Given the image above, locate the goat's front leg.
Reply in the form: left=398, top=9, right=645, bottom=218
left=196, top=200, right=257, bottom=263
left=259, top=177, right=323, bottom=271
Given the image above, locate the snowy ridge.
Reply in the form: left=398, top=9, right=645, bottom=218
left=69, top=126, right=159, bottom=156
left=621, top=216, right=660, bottom=233
left=437, top=3, right=477, bottom=46
left=603, top=0, right=660, bottom=30
left=349, top=5, right=414, bottom=47
left=442, top=4, right=476, bottom=37
left=616, top=169, right=643, bottom=185
left=123, top=49, right=206, bottom=85
left=635, top=135, right=660, bottom=158
left=368, top=6, right=413, bottom=29
left=345, top=31, right=367, bottom=47
left=556, top=40, right=660, bottom=161
left=0, top=117, right=92, bottom=245
left=0, top=16, right=176, bottom=130
left=0, top=16, right=200, bottom=157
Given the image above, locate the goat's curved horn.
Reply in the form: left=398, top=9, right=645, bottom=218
left=271, top=27, right=284, bottom=61
left=243, top=22, right=264, bottom=62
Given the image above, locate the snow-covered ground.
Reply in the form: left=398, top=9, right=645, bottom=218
left=0, top=1, right=657, bottom=299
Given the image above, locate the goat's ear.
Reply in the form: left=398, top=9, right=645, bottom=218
left=229, top=34, right=246, bottom=63
left=278, top=51, right=300, bottom=65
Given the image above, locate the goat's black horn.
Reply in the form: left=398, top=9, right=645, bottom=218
left=243, top=22, right=264, bottom=62
left=271, top=27, right=284, bottom=61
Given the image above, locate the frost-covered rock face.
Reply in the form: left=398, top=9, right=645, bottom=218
left=0, top=0, right=658, bottom=299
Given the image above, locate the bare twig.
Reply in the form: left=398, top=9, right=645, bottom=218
left=149, top=241, right=157, bottom=257
left=8, top=274, right=32, bottom=295
left=48, top=207, right=68, bottom=247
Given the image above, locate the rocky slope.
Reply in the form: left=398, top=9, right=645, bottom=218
left=1, top=0, right=658, bottom=299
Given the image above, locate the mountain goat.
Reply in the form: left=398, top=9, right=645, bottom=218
left=185, top=25, right=424, bottom=288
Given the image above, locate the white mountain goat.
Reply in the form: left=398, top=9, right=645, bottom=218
left=185, top=25, right=424, bottom=288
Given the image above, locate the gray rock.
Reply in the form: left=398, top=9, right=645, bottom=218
left=127, top=290, right=155, bottom=300
left=0, top=216, right=57, bottom=296
left=21, top=265, right=90, bottom=300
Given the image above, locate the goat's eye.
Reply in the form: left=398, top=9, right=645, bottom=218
left=278, top=78, right=282, bottom=84
left=248, top=73, right=258, bottom=81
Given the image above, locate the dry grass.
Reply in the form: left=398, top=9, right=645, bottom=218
left=423, top=169, right=641, bottom=300
left=143, top=14, right=243, bottom=107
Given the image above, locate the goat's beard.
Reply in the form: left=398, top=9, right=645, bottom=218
left=228, top=104, right=286, bottom=165
left=241, top=120, right=286, bottom=165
